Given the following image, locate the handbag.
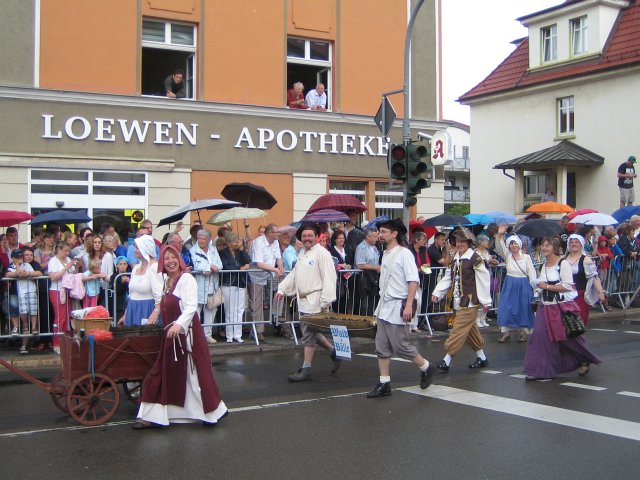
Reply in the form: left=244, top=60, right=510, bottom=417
left=556, top=299, right=586, bottom=338
left=207, top=288, right=223, bottom=309
left=400, top=297, right=418, bottom=320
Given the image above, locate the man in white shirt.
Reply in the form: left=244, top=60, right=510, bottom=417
left=276, top=224, right=340, bottom=382
left=367, top=219, right=434, bottom=398
left=305, top=83, right=327, bottom=111
left=431, top=230, right=492, bottom=372
left=248, top=224, right=284, bottom=341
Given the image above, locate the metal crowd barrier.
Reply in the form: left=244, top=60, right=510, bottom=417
left=0, top=276, right=54, bottom=340
left=604, top=254, right=640, bottom=310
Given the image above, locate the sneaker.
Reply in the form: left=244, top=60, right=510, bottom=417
left=11, top=327, right=19, bottom=335
left=207, top=337, right=218, bottom=344
left=226, top=338, right=233, bottom=343
left=53, top=346, right=61, bottom=355
left=19, top=345, right=28, bottom=355
left=234, top=338, right=244, bottom=343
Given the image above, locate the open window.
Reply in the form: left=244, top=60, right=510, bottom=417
left=287, top=37, right=332, bottom=110
left=141, top=19, right=197, bottom=98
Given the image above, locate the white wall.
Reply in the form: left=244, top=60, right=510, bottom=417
left=292, top=173, right=327, bottom=221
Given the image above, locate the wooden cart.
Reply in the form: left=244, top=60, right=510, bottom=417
left=0, top=333, right=161, bottom=426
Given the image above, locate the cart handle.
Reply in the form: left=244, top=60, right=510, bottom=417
left=0, top=358, right=54, bottom=392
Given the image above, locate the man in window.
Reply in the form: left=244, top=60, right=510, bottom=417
left=305, top=83, right=327, bottom=111
left=164, top=69, right=186, bottom=99
left=617, top=155, right=637, bottom=208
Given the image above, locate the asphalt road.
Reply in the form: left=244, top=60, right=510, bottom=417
left=1, top=315, right=640, bottom=480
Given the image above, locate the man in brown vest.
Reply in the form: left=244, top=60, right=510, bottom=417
left=431, top=230, right=492, bottom=371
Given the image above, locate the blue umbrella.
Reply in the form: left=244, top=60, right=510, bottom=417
left=366, top=215, right=390, bottom=229
left=31, top=209, right=92, bottom=225
left=465, top=213, right=494, bottom=225
left=484, top=211, right=517, bottom=224
left=611, top=205, right=640, bottom=224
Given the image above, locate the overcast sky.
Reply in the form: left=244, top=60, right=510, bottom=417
left=441, top=0, right=561, bottom=125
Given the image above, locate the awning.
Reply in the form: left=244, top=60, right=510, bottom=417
left=494, top=140, right=604, bottom=171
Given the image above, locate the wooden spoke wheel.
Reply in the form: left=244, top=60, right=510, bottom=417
left=122, top=381, right=142, bottom=404
left=50, top=373, right=69, bottom=414
left=66, top=373, right=120, bottom=426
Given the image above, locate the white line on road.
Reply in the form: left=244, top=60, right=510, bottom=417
left=624, top=331, right=640, bottom=335
left=357, top=353, right=411, bottom=363
left=399, top=385, right=640, bottom=442
left=617, top=391, right=640, bottom=398
left=560, top=382, right=607, bottom=391
left=480, top=370, right=502, bottom=375
left=589, top=328, right=617, bottom=332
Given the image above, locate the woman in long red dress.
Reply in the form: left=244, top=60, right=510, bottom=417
left=134, top=245, right=228, bottom=429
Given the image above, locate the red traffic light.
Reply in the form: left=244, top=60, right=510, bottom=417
left=390, top=144, right=406, bottom=161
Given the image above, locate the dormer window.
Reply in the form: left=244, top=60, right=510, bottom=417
left=541, top=25, right=557, bottom=63
left=570, top=16, right=588, bottom=56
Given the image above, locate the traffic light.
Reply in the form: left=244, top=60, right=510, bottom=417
left=387, top=143, right=407, bottom=180
left=405, top=142, right=430, bottom=207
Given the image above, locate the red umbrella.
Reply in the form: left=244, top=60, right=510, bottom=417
left=0, top=210, right=34, bottom=227
left=409, top=220, right=437, bottom=241
left=307, top=194, right=367, bottom=214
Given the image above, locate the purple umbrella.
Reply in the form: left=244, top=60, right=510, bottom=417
left=300, top=209, right=350, bottom=223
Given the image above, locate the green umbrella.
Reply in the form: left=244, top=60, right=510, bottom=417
left=207, top=207, right=266, bottom=225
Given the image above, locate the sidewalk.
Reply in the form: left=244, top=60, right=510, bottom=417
left=0, top=307, right=636, bottom=375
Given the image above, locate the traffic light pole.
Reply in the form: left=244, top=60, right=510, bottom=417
left=402, top=0, right=425, bottom=227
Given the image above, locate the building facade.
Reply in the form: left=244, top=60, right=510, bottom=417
left=1, top=0, right=450, bottom=242
left=460, top=0, right=640, bottom=217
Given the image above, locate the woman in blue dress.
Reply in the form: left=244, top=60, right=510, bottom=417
left=494, top=225, right=537, bottom=343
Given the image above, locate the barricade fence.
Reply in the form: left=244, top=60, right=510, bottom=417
left=1, top=257, right=636, bottom=342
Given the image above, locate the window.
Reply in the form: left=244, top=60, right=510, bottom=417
left=374, top=183, right=403, bottom=219
left=525, top=174, right=546, bottom=197
left=570, top=16, right=588, bottom=56
left=287, top=37, right=332, bottom=110
left=541, top=25, right=557, bottom=63
left=141, top=20, right=197, bottom=98
left=557, top=96, right=575, bottom=135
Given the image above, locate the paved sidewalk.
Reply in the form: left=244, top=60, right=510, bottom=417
left=0, top=307, right=635, bottom=375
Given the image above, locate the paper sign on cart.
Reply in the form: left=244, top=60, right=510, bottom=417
left=330, top=325, right=352, bottom=360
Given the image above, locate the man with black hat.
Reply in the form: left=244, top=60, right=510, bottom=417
left=367, top=218, right=434, bottom=398
left=618, top=155, right=637, bottom=208
left=276, top=224, right=341, bottom=382
left=431, top=229, right=492, bottom=372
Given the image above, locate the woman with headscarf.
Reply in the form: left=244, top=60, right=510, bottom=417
left=564, top=233, right=606, bottom=325
left=524, top=237, right=601, bottom=380
left=134, top=245, right=228, bottom=429
left=118, top=235, right=163, bottom=326
left=189, top=229, right=223, bottom=344
left=494, top=225, right=537, bottom=342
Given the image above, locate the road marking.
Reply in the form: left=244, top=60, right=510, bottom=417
left=0, top=392, right=367, bottom=438
left=399, top=385, right=640, bottom=442
left=617, top=391, right=640, bottom=398
left=560, top=382, right=607, bottom=391
left=509, top=374, right=551, bottom=381
left=481, top=370, right=502, bottom=375
left=357, top=353, right=411, bottom=363
left=590, top=328, right=617, bottom=332
left=624, top=331, right=640, bottom=335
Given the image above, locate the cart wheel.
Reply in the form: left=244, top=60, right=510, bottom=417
left=50, top=373, right=69, bottom=414
left=122, top=381, right=142, bottom=404
left=66, top=373, right=120, bottom=426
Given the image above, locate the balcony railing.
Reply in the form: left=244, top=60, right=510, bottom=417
left=444, top=157, right=470, bottom=171
left=443, top=189, right=470, bottom=203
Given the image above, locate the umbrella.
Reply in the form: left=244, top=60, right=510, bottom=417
left=307, top=194, right=367, bottom=214
left=514, top=219, right=564, bottom=238
left=221, top=182, right=277, bottom=210
left=484, top=211, right=517, bottom=224
left=569, top=212, right=618, bottom=226
left=365, top=215, right=390, bottom=229
left=526, top=201, right=574, bottom=214
left=207, top=207, right=266, bottom=225
left=611, top=205, right=640, bottom=224
left=300, top=209, right=350, bottom=223
left=409, top=220, right=438, bottom=240
left=567, top=208, right=598, bottom=220
left=422, top=213, right=470, bottom=227
left=31, top=210, right=92, bottom=225
left=157, top=199, right=240, bottom=227
left=0, top=210, right=34, bottom=227
left=276, top=225, right=298, bottom=236
left=465, top=213, right=494, bottom=225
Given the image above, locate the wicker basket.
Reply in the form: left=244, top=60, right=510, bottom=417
left=302, top=313, right=377, bottom=338
left=71, top=318, right=112, bottom=333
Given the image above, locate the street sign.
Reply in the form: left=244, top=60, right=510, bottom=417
left=430, top=130, right=452, bottom=166
left=374, top=97, right=397, bottom=137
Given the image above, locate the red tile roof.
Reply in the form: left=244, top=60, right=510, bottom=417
left=459, top=1, right=640, bottom=102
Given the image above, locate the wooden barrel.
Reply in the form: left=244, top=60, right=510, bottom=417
left=301, top=312, right=377, bottom=338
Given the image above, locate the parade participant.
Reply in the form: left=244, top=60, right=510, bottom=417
left=134, top=245, right=228, bottom=428
left=494, top=226, right=537, bottom=342
left=431, top=230, right=492, bottom=372
left=276, top=224, right=341, bottom=382
left=524, top=237, right=601, bottom=380
left=367, top=219, right=434, bottom=398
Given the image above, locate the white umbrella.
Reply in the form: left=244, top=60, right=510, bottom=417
left=207, top=207, right=266, bottom=225
left=569, top=212, right=618, bottom=226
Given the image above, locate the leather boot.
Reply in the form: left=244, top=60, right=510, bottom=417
left=288, top=367, right=312, bottom=382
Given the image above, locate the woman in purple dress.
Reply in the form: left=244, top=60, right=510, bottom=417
left=133, top=245, right=228, bottom=429
left=524, top=237, right=601, bottom=380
